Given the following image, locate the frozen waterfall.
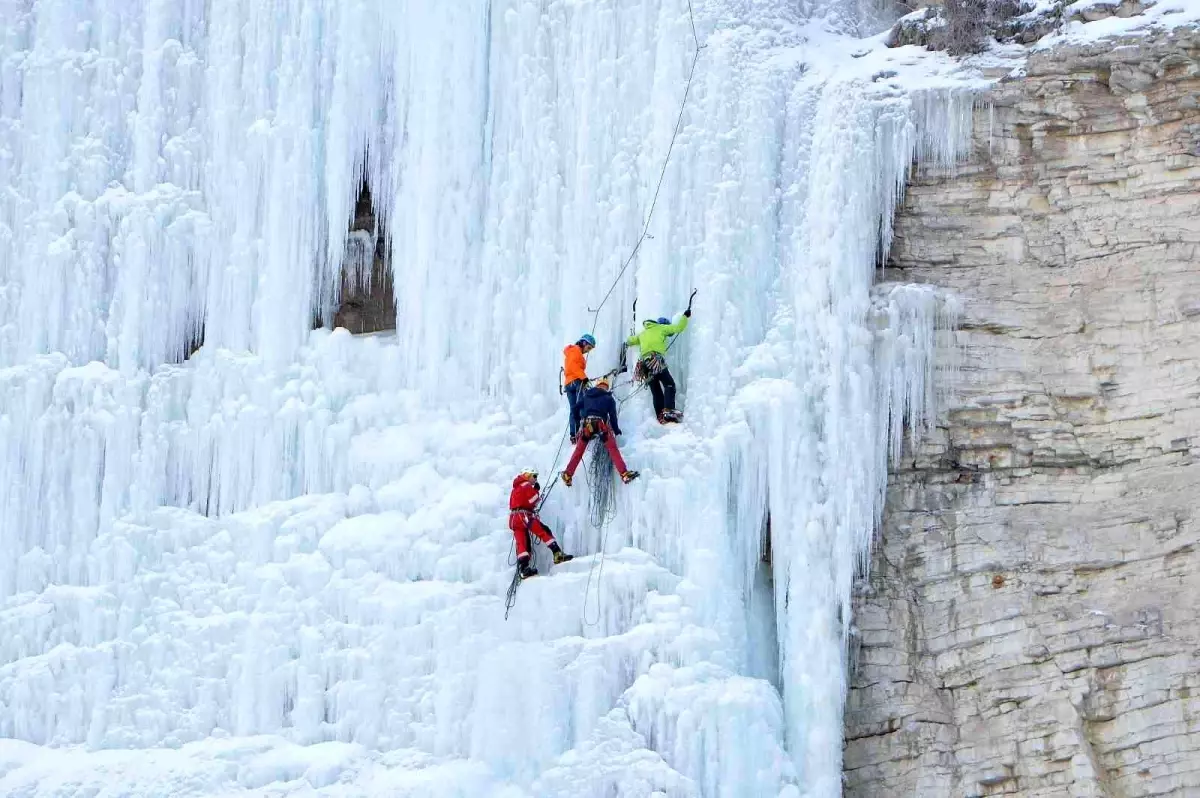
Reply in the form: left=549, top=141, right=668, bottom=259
left=0, top=0, right=979, bottom=795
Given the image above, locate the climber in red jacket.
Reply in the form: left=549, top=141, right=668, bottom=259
left=509, top=470, right=573, bottom=579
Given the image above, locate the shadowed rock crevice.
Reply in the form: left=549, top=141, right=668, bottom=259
left=331, top=180, right=396, bottom=335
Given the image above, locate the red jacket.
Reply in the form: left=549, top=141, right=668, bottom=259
left=509, top=475, right=539, bottom=512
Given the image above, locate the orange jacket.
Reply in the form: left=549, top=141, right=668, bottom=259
left=563, top=344, right=588, bottom=384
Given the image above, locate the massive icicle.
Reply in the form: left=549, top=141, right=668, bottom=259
left=0, top=0, right=980, bottom=795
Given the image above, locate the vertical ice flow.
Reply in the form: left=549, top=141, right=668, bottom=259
left=0, top=0, right=978, bottom=795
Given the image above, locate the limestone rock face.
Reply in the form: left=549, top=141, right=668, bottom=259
left=846, top=27, right=1200, bottom=797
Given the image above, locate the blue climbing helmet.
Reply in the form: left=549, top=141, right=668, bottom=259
left=577, top=333, right=596, bottom=348
left=643, top=316, right=670, bottom=327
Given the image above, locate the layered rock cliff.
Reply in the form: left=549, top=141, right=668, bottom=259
left=847, top=25, right=1200, bottom=797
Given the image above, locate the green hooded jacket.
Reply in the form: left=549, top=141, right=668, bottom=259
left=626, top=315, right=689, bottom=357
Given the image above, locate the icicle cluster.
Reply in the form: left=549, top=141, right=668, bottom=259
left=0, top=0, right=980, bottom=795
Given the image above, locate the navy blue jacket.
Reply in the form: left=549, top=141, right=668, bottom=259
left=579, top=386, right=621, bottom=435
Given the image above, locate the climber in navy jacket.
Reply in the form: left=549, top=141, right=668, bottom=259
left=560, top=378, right=638, bottom=486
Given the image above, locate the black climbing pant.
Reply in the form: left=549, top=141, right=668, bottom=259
left=647, top=367, right=676, bottom=417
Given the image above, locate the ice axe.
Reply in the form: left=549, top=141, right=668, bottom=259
left=617, top=297, right=636, bottom=375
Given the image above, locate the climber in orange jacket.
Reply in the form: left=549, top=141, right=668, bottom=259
left=509, top=470, right=573, bottom=579
left=563, top=334, right=596, bottom=443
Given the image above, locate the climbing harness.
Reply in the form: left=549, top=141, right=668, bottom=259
left=578, top=416, right=606, bottom=440
left=633, top=352, right=667, bottom=383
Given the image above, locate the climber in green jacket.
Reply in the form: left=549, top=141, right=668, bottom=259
left=625, top=309, right=691, bottom=424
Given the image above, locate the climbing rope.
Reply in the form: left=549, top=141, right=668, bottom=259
left=587, top=1, right=705, bottom=333
left=585, top=439, right=618, bottom=529
left=535, top=427, right=571, bottom=514
left=504, top=568, right=521, bottom=620
left=579, top=436, right=622, bottom=626
left=504, top=523, right=531, bottom=619
left=581, top=497, right=616, bottom=628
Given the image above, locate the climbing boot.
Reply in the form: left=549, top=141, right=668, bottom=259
left=560, top=471, right=573, bottom=487
left=550, top=543, right=574, bottom=565
left=519, top=563, right=539, bottom=579
left=620, top=470, right=640, bottom=484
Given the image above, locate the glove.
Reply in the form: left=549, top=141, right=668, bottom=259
left=684, top=308, right=691, bottom=318
left=533, top=481, right=541, bottom=493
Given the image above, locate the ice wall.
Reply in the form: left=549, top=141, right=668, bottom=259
left=0, top=0, right=978, bottom=795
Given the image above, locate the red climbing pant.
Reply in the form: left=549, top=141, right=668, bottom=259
left=563, top=418, right=628, bottom=479
left=509, top=510, right=556, bottom=560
